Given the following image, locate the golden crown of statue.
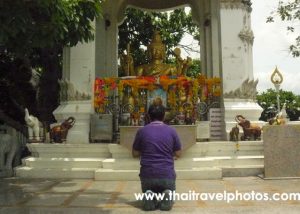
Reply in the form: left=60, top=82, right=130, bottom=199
left=148, top=30, right=165, bottom=50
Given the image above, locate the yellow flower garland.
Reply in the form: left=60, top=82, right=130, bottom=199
left=94, top=75, right=221, bottom=112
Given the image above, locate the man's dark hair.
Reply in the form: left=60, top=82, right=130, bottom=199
left=148, top=104, right=165, bottom=121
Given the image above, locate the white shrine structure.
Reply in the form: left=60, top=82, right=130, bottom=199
left=16, top=0, right=264, bottom=180
left=57, top=0, right=262, bottom=143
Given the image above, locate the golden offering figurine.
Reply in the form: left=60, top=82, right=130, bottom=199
left=120, top=30, right=191, bottom=76
left=173, top=47, right=192, bottom=76
left=120, top=43, right=135, bottom=76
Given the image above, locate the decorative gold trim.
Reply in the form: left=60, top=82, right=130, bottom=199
left=271, top=66, right=283, bottom=85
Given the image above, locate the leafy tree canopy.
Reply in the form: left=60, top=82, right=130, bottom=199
left=0, top=0, right=102, bottom=56
left=257, top=88, right=300, bottom=121
left=118, top=7, right=200, bottom=67
left=0, top=0, right=103, bottom=128
left=267, top=0, right=300, bottom=57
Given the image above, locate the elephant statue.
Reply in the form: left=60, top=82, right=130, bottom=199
left=50, top=117, right=75, bottom=143
left=0, top=133, right=21, bottom=177
left=235, top=115, right=262, bottom=141
left=24, top=108, right=41, bottom=142
left=229, top=125, right=239, bottom=141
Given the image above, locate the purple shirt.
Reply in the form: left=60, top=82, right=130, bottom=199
left=132, top=121, right=182, bottom=179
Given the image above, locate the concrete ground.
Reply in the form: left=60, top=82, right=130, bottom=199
left=1, top=176, right=300, bottom=214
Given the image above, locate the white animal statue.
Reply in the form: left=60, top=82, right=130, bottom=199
left=24, top=108, right=40, bottom=141
left=0, top=133, right=21, bottom=177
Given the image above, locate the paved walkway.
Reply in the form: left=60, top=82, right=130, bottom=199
left=1, top=176, right=300, bottom=213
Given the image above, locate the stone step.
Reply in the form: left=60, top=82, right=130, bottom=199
left=108, top=144, right=131, bottom=158
left=102, top=155, right=264, bottom=170
left=102, top=158, right=139, bottom=169
left=108, top=142, right=264, bottom=159
left=15, top=166, right=96, bottom=179
left=27, top=143, right=111, bottom=158
left=189, top=156, right=263, bottom=168
left=23, top=157, right=105, bottom=168
left=17, top=141, right=265, bottom=180
left=184, top=141, right=263, bottom=157
left=94, top=167, right=222, bottom=181
left=102, top=158, right=214, bottom=169
left=176, top=157, right=215, bottom=168
left=15, top=165, right=263, bottom=180
left=222, top=165, right=264, bottom=177
left=210, top=155, right=264, bottom=167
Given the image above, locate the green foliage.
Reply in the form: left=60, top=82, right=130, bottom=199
left=0, top=0, right=103, bottom=127
left=257, top=88, right=300, bottom=121
left=0, top=0, right=102, bottom=54
left=118, top=7, right=200, bottom=66
left=186, top=59, right=201, bottom=77
left=266, top=0, right=300, bottom=57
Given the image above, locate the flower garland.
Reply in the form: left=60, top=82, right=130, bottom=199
left=94, top=75, right=221, bottom=113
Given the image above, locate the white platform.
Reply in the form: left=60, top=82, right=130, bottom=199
left=15, top=143, right=110, bottom=179
left=53, top=100, right=93, bottom=144
left=15, top=141, right=264, bottom=180
left=223, top=99, right=264, bottom=139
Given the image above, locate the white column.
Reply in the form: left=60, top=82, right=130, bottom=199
left=220, top=0, right=254, bottom=93
left=192, top=0, right=207, bottom=76
left=95, top=8, right=118, bottom=77
left=210, top=0, right=222, bottom=78
left=56, top=21, right=96, bottom=144
left=196, top=0, right=222, bottom=78
left=220, top=0, right=263, bottom=139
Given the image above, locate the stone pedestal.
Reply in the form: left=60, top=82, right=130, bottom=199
left=263, top=124, right=300, bottom=178
left=196, top=121, right=210, bottom=141
left=90, top=114, right=113, bottom=142
left=223, top=98, right=264, bottom=139
left=119, top=125, right=196, bottom=150
left=53, top=100, right=92, bottom=144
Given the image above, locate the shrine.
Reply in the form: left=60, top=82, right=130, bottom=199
left=55, top=0, right=262, bottom=144
left=16, top=0, right=265, bottom=180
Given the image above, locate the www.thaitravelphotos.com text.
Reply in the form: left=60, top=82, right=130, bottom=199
left=134, top=190, right=300, bottom=203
